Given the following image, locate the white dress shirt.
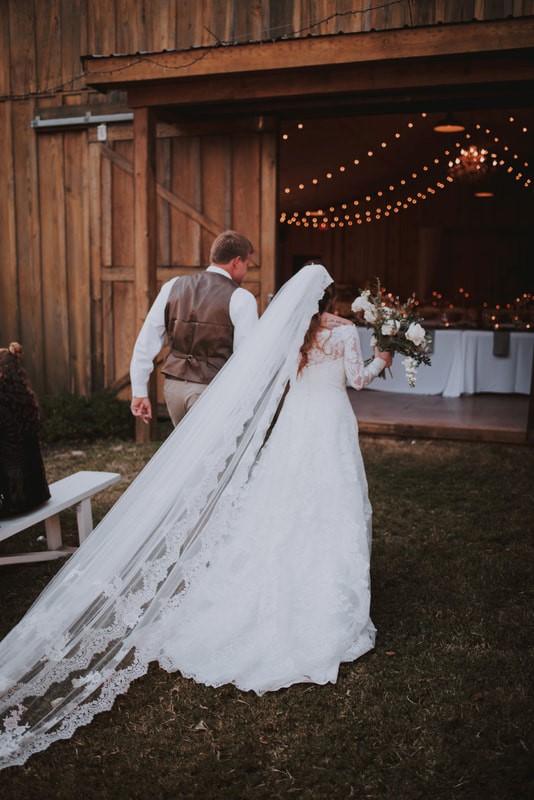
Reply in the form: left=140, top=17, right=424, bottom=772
left=130, top=267, right=259, bottom=397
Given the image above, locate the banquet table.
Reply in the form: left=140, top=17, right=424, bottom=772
left=357, top=328, right=534, bottom=397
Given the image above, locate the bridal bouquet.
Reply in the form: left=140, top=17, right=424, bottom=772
left=351, top=281, right=432, bottom=387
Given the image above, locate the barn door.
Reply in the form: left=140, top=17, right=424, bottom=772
left=88, top=122, right=277, bottom=408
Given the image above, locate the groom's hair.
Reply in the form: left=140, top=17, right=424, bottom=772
left=210, top=231, right=254, bottom=265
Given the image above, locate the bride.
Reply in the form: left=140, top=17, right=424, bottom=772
left=0, top=264, right=391, bottom=768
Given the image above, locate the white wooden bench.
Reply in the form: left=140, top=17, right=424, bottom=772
left=0, top=470, right=121, bottom=566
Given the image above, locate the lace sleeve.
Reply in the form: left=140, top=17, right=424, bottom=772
left=343, top=326, right=386, bottom=390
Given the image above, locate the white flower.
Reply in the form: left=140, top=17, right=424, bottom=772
left=351, top=292, right=370, bottom=313
left=405, top=322, right=426, bottom=347
left=402, top=356, right=417, bottom=387
left=363, top=306, right=377, bottom=323
left=370, top=335, right=377, bottom=347
left=381, top=320, right=400, bottom=336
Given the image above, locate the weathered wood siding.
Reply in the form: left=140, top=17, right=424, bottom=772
left=85, top=125, right=272, bottom=399
left=0, top=1, right=533, bottom=395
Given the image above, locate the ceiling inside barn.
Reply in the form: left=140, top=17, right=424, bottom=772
left=277, top=106, right=534, bottom=224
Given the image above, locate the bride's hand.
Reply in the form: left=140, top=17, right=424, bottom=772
left=375, top=348, right=393, bottom=369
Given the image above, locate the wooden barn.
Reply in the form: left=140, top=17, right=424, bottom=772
left=1, top=1, right=533, bottom=439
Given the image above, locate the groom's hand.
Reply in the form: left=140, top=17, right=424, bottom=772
left=131, top=396, right=152, bottom=424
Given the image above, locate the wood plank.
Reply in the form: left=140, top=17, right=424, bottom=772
left=99, top=141, right=222, bottom=236
left=115, top=0, right=140, bottom=54
left=83, top=17, right=534, bottom=88
left=351, top=390, right=529, bottom=445
left=307, top=0, right=333, bottom=36
left=0, top=102, right=19, bottom=344
left=157, top=137, right=171, bottom=267
left=451, top=1, right=476, bottom=22
left=34, top=0, right=62, bottom=94
left=86, top=0, right=116, bottom=55
left=231, top=135, right=261, bottom=256
left=64, top=130, right=91, bottom=394
left=124, top=49, right=534, bottom=110
left=259, top=131, right=278, bottom=311
left=87, top=117, right=277, bottom=144
left=200, top=136, right=230, bottom=263
left=101, top=150, right=112, bottom=266
left=113, top=280, right=136, bottom=390
left=37, top=127, right=70, bottom=394
left=11, top=101, right=44, bottom=390
left=155, top=166, right=223, bottom=237
left=60, top=0, right=88, bottom=94
left=0, top=7, right=11, bottom=97
left=269, top=0, right=294, bottom=40
left=133, top=107, right=157, bottom=441
left=147, top=0, right=177, bottom=52
left=175, top=0, right=204, bottom=50
left=170, top=136, right=201, bottom=266
left=111, top=140, right=135, bottom=268
left=89, top=140, right=104, bottom=390
left=8, top=0, right=37, bottom=96
left=102, top=280, right=114, bottom=386
left=204, top=0, right=235, bottom=43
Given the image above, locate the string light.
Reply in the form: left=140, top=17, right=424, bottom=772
left=282, top=172, right=459, bottom=226
left=280, top=113, right=533, bottom=226
left=281, top=110, right=424, bottom=194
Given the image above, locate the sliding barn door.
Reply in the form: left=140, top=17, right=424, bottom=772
left=88, top=124, right=277, bottom=406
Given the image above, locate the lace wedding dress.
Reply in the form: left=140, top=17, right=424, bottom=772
left=0, top=265, right=385, bottom=768
left=151, top=323, right=385, bottom=692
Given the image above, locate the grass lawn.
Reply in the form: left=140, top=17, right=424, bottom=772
left=0, top=435, right=532, bottom=800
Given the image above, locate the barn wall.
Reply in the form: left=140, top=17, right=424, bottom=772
left=0, top=1, right=533, bottom=394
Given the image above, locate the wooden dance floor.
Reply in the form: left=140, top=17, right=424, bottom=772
left=349, top=390, right=529, bottom=444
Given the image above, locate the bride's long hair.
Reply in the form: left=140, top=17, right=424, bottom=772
left=298, top=282, right=336, bottom=373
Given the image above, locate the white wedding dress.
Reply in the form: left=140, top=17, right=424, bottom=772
left=0, top=265, right=385, bottom=768
left=148, top=322, right=385, bottom=693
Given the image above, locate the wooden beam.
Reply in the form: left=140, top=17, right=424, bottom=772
left=83, top=17, right=534, bottom=90
left=122, top=51, right=534, bottom=110
left=133, top=107, right=157, bottom=443
left=259, top=132, right=277, bottom=312
left=87, top=117, right=275, bottom=143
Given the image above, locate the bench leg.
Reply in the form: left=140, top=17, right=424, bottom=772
left=44, top=514, right=63, bottom=550
left=76, top=498, right=94, bottom=544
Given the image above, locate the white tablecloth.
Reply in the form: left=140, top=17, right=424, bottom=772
left=358, top=328, right=534, bottom=397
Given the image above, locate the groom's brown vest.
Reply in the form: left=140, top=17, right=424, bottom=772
left=161, top=271, right=237, bottom=385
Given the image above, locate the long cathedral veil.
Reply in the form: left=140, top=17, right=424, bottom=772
left=0, top=263, right=333, bottom=768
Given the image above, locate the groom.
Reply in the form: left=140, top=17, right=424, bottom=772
left=130, top=230, right=258, bottom=427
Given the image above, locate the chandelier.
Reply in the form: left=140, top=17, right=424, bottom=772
left=448, top=146, right=490, bottom=182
